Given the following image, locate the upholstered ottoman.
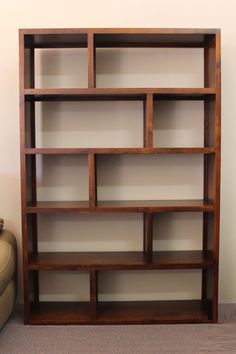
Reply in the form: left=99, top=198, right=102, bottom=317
left=0, top=219, right=17, bottom=329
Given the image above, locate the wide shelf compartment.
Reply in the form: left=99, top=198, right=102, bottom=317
left=96, top=47, right=204, bottom=88
left=33, top=100, right=143, bottom=149
left=28, top=250, right=214, bottom=270
left=29, top=300, right=211, bottom=325
left=97, top=154, right=204, bottom=202
left=26, top=199, right=214, bottom=213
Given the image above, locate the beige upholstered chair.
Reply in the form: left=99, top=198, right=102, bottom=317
left=0, top=219, right=17, bottom=329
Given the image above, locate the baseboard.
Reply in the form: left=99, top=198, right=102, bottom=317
left=218, top=303, right=236, bottom=323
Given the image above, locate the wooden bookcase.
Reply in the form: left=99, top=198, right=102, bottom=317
left=19, top=28, right=221, bottom=325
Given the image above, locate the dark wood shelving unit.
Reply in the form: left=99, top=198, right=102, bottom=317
left=19, top=28, right=221, bottom=325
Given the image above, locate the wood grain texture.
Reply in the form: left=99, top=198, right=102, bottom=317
left=88, top=32, right=96, bottom=88
left=25, top=147, right=216, bottom=155
left=29, top=300, right=211, bottom=325
left=24, top=88, right=216, bottom=101
left=144, top=94, right=153, bottom=147
left=28, top=251, right=214, bottom=270
left=26, top=200, right=215, bottom=213
left=88, top=153, right=97, bottom=208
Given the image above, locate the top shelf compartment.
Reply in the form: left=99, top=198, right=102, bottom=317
left=20, top=28, right=219, bottom=90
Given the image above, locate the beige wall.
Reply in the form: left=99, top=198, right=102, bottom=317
left=0, top=0, right=234, bottom=302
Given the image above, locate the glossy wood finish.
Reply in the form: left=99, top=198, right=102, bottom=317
left=25, top=147, right=216, bottom=155
left=29, top=300, right=211, bottom=325
left=24, top=88, right=215, bottom=101
left=26, top=200, right=214, bottom=213
left=28, top=251, right=214, bottom=270
left=88, top=153, right=97, bottom=208
left=20, top=28, right=221, bottom=325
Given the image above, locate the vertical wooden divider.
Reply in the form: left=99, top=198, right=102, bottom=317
left=144, top=93, right=154, bottom=147
left=88, top=153, right=97, bottom=208
left=143, top=213, right=153, bottom=263
left=88, top=32, right=96, bottom=88
left=90, top=270, right=98, bottom=318
left=143, top=94, right=154, bottom=262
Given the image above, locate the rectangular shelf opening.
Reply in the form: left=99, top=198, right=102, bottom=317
left=34, top=100, right=143, bottom=148
left=34, top=48, right=88, bottom=88
left=153, top=212, right=204, bottom=251
left=97, top=154, right=204, bottom=202
left=38, top=270, right=90, bottom=302
left=35, top=155, right=88, bottom=202
left=96, top=48, right=204, bottom=88
left=154, top=100, right=204, bottom=148
left=98, top=269, right=202, bottom=302
left=37, top=213, right=143, bottom=252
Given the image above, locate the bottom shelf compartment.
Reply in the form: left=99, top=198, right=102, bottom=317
left=29, top=300, right=212, bottom=325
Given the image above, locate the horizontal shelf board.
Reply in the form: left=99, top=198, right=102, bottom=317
left=25, top=147, right=216, bottom=155
left=26, top=200, right=214, bottom=213
left=20, top=28, right=219, bottom=48
left=29, top=300, right=211, bottom=324
left=24, top=88, right=216, bottom=101
left=28, top=251, right=214, bottom=270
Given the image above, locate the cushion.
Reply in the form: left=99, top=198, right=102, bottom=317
left=0, top=280, right=15, bottom=329
left=0, top=219, right=3, bottom=232
left=0, top=230, right=16, bottom=296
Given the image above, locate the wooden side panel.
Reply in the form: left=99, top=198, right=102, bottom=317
left=202, top=32, right=220, bottom=323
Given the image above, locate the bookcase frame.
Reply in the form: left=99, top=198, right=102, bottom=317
left=19, top=28, right=221, bottom=324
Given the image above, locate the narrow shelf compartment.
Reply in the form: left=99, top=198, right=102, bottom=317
left=33, top=100, right=143, bottom=149
left=35, top=48, right=88, bottom=88
left=29, top=300, right=211, bottom=325
left=28, top=251, right=214, bottom=271
left=34, top=154, right=89, bottom=203
left=26, top=199, right=214, bottom=213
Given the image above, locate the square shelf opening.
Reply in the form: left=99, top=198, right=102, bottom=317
left=36, top=155, right=88, bottom=201
left=153, top=212, right=203, bottom=251
left=153, top=100, right=204, bottom=148
left=98, top=269, right=202, bottom=302
left=34, top=48, right=88, bottom=88
left=97, top=154, right=203, bottom=201
left=37, top=213, right=143, bottom=252
left=38, top=270, right=90, bottom=302
left=34, top=100, right=143, bottom=148
left=96, top=48, right=204, bottom=88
